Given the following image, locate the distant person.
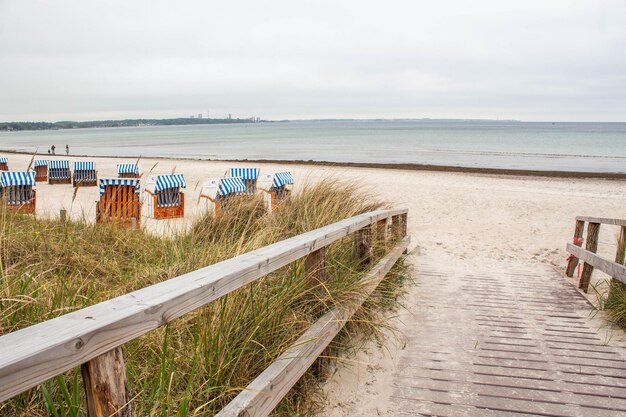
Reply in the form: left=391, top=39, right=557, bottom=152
left=66, top=144, right=69, bottom=155
left=51, top=145, right=56, bottom=154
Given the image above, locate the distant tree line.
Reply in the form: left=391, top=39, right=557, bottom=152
left=0, top=117, right=265, bottom=131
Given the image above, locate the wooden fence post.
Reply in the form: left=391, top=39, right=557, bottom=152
left=355, top=225, right=373, bottom=267
left=579, top=222, right=600, bottom=292
left=566, top=220, right=585, bottom=277
left=305, top=247, right=328, bottom=284
left=59, top=209, right=67, bottom=223
left=376, top=219, right=389, bottom=242
left=81, top=347, right=133, bottom=417
left=616, top=226, right=626, bottom=266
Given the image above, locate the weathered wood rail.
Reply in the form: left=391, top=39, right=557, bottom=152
left=565, top=216, right=626, bottom=292
left=0, top=208, right=408, bottom=416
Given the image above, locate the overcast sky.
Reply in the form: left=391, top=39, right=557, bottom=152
left=0, top=0, right=625, bottom=122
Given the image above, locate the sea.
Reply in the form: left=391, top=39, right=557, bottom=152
left=0, top=120, right=625, bottom=173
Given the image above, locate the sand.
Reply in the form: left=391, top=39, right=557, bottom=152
left=2, top=151, right=625, bottom=414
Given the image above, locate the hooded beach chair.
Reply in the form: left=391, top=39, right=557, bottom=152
left=72, top=161, right=97, bottom=187
left=226, top=167, right=259, bottom=194
left=33, top=160, right=48, bottom=182
left=0, top=171, right=36, bottom=214
left=48, top=160, right=71, bottom=184
left=0, top=158, right=8, bottom=171
left=145, top=174, right=186, bottom=219
left=200, top=177, right=246, bottom=217
left=258, top=171, right=294, bottom=212
left=96, top=178, right=141, bottom=228
left=117, top=163, right=142, bottom=179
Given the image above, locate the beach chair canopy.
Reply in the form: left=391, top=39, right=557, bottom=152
left=117, top=163, right=141, bottom=175
left=34, top=160, right=48, bottom=167
left=99, top=178, right=141, bottom=196
left=0, top=171, right=36, bottom=187
left=155, top=174, right=186, bottom=192
left=218, top=177, right=246, bottom=196
left=74, top=161, right=95, bottom=171
left=273, top=172, right=294, bottom=188
left=49, top=160, right=69, bottom=169
left=0, top=158, right=8, bottom=164
left=228, top=168, right=259, bottom=180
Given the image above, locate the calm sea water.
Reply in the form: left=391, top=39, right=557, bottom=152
left=0, top=120, right=625, bottom=173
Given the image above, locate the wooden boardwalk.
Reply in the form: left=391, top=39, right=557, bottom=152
left=390, top=261, right=626, bottom=417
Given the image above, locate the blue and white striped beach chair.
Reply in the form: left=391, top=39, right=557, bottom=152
left=258, top=171, right=295, bottom=212
left=199, top=177, right=247, bottom=217
left=72, top=161, right=97, bottom=187
left=0, top=157, right=8, bottom=171
left=227, top=167, right=259, bottom=194
left=48, top=160, right=71, bottom=184
left=33, top=160, right=48, bottom=181
left=96, top=178, right=142, bottom=228
left=145, top=174, right=186, bottom=219
left=0, top=171, right=36, bottom=213
left=117, top=163, right=141, bottom=178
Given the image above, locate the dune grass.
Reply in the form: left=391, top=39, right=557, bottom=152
left=0, top=179, right=410, bottom=416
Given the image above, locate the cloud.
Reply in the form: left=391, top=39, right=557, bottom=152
left=0, top=0, right=625, bottom=121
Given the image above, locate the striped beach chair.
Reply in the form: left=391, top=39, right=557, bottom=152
left=226, top=167, right=259, bottom=194
left=72, top=161, right=97, bottom=187
left=33, top=160, right=48, bottom=182
left=48, top=160, right=71, bottom=184
left=145, top=174, right=186, bottom=219
left=0, top=171, right=36, bottom=214
left=117, top=163, right=141, bottom=179
left=96, top=178, right=141, bottom=228
left=0, top=158, right=8, bottom=171
left=258, top=171, right=294, bottom=212
left=200, top=177, right=246, bottom=217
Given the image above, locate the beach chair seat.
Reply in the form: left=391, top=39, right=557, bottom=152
left=227, top=168, right=259, bottom=194
left=96, top=178, right=141, bottom=228
left=0, top=158, right=8, bottom=171
left=33, top=160, right=48, bottom=182
left=48, top=160, right=71, bottom=184
left=0, top=171, right=36, bottom=214
left=200, top=177, right=246, bottom=217
left=117, top=163, right=141, bottom=179
left=145, top=174, right=186, bottom=219
left=258, top=171, right=294, bottom=212
left=72, top=161, right=97, bottom=187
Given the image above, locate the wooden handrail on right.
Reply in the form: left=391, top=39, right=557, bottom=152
left=565, top=216, right=626, bottom=292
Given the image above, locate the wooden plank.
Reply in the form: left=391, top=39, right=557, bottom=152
left=579, top=222, right=600, bottom=292
left=0, top=208, right=407, bottom=402
left=215, top=236, right=410, bottom=417
left=567, top=243, right=626, bottom=285
left=355, top=225, right=373, bottom=267
left=616, top=226, right=626, bottom=265
left=305, top=247, right=327, bottom=284
left=81, top=347, right=133, bottom=417
left=565, top=219, right=585, bottom=277
left=576, top=216, right=626, bottom=226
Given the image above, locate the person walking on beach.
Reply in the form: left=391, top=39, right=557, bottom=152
left=66, top=144, right=69, bottom=155
left=51, top=145, right=56, bottom=154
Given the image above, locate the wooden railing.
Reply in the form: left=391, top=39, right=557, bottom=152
left=0, top=208, right=408, bottom=417
left=565, top=216, right=626, bottom=292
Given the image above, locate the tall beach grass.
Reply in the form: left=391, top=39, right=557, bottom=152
left=0, top=179, right=410, bottom=416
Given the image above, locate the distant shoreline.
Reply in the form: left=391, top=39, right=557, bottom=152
left=1, top=149, right=625, bottom=180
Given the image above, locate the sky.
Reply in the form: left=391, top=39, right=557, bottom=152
left=0, top=0, right=625, bottom=122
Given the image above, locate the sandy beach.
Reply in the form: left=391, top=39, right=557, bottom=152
left=2, top=151, right=625, bottom=414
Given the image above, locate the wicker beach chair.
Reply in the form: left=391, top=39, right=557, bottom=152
left=72, top=161, right=97, bottom=187
left=145, top=174, right=186, bottom=219
left=258, top=171, right=294, bottom=212
left=96, top=178, right=141, bottom=228
left=33, top=160, right=48, bottom=182
left=200, top=177, right=246, bottom=217
left=0, top=171, right=36, bottom=214
left=48, top=160, right=71, bottom=184
left=226, top=168, right=259, bottom=194
left=0, top=158, right=9, bottom=171
left=117, top=163, right=142, bottom=179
